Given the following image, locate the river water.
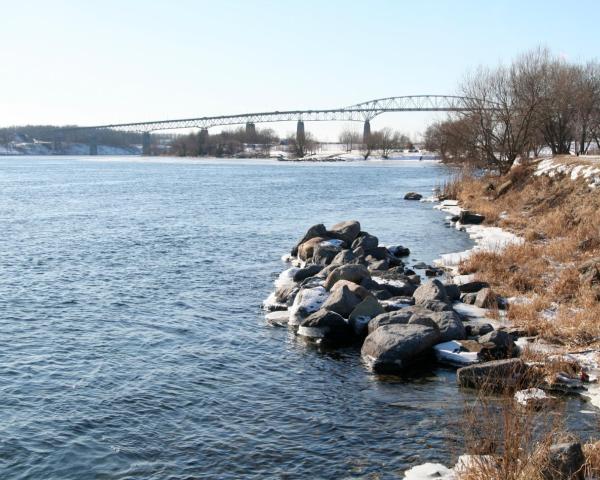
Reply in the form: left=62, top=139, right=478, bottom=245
left=1, top=156, right=597, bottom=479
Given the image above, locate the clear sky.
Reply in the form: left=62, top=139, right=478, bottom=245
left=2, top=0, right=599, bottom=140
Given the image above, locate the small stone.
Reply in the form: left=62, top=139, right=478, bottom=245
left=404, top=192, right=423, bottom=200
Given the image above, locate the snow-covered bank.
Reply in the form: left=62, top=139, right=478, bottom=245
left=535, top=155, right=600, bottom=187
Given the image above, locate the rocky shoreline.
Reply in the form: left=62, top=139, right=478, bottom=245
left=263, top=196, right=600, bottom=478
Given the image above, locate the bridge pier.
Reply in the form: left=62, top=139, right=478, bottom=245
left=296, top=120, right=305, bottom=145
left=198, top=128, right=209, bottom=155
left=245, top=122, right=256, bottom=142
left=89, top=134, right=98, bottom=156
left=142, top=132, right=151, bottom=156
left=363, top=120, right=371, bottom=144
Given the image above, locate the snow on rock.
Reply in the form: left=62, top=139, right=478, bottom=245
left=274, top=267, right=301, bottom=290
left=515, top=388, right=555, bottom=407
left=434, top=341, right=479, bottom=366
left=535, top=157, right=600, bottom=187
left=265, top=310, right=289, bottom=326
left=262, top=292, right=287, bottom=311
left=403, top=462, right=455, bottom=479
left=288, top=286, right=329, bottom=326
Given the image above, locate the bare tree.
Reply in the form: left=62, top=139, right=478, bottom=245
left=339, top=129, right=361, bottom=152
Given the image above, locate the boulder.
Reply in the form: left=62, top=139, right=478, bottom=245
left=459, top=211, right=485, bottom=224
left=324, top=264, right=370, bottom=290
left=330, top=249, right=356, bottom=266
left=348, top=296, right=385, bottom=336
left=458, top=281, right=490, bottom=293
left=413, top=279, right=448, bottom=305
left=291, top=223, right=327, bottom=257
left=431, top=310, right=466, bottom=342
left=293, top=265, right=323, bottom=282
left=298, top=236, right=328, bottom=261
left=579, top=257, right=600, bottom=286
left=542, top=442, right=585, bottom=480
left=322, top=285, right=362, bottom=318
left=299, top=276, right=323, bottom=289
left=419, top=299, right=453, bottom=312
left=444, top=284, right=461, bottom=302
left=297, top=309, right=353, bottom=344
left=330, top=279, right=372, bottom=300
left=327, top=220, right=361, bottom=245
left=364, top=246, right=389, bottom=261
left=387, top=245, right=410, bottom=257
left=413, top=262, right=429, bottom=269
left=466, top=323, right=494, bottom=337
left=361, top=324, right=441, bottom=373
left=288, top=286, right=329, bottom=326
left=474, top=288, right=497, bottom=308
left=457, top=358, right=527, bottom=391
left=372, top=289, right=392, bottom=300
left=368, top=259, right=389, bottom=272
left=404, top=192, right=423, bottom=200
left=274, top=284, right=297, bottom=304
left=351, top=232, right=379, bottom=251
left=264, top=310, right=290, bottom=327
left=368, top=309, right=414, bottom=334
left=478, top=330, right=516, bottom=359
left=311, top=242, right=341, bottom=265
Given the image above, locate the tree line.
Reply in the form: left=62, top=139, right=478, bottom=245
left=339, top=128, right=414, bottom=159
left=423, top=48, right=600, bottom=172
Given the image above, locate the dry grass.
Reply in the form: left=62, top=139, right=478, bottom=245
left=451, top=162, right=600, bottom=347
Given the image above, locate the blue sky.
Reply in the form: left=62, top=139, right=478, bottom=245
left=2, top=0, right=599, bottom=140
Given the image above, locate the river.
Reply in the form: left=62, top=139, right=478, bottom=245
left=0, top=156, right=596, bottom=479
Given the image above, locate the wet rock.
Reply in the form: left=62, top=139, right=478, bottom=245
left=293, top=265, right=322, bottom=282
left=404, top=192, right=423, bottom=200
left=351, top=232, right=379, bottom=251
left=298, top=309, right=353, bottom=344
left=413, top=262, right=429, bottom=269
left=322, top=285, right=362, bottom=318
left=368, top=309, right=414, bottom=334
left=327, top=220, right=361, bottom=245
left=542, top=442, right=585, bottom=480
left=459, top=211, right=485, bottom=225
left=425, top=268, right=443, bottom=277
left=288, top=286, right=329, bottom=326
left=324, top=264, right=371, bottom=290
left=387, top=245, right=410, bottom=257
left=413, top=279, right=448, bottom=305
left=361, top=324, right=441, bottom=373
left=474, top=288, right=498, bottom=308
left=457, top=358, right=527, bottom=390
left=291, top=223, right=327, bottom=257
left=349, top=296, right=385, bottom=336
left=459, top=281, right=490, bottom=293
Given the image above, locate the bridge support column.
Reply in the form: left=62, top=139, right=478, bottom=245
left=142, top=132, right=151, bottom=156
left=296, top=120, right=305, bottom=145
left=89, top=134, right=98, bottom=156
left=363, top=120, right=371, bottom=144
left=245, top=122, right=256, bottom=142
left=198, top=128, right=209, bottom=155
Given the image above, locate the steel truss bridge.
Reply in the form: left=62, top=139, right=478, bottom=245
left=57, top=95, right=481, bottom=155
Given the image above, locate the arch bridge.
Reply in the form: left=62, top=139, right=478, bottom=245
left=57, top=95, right=480, bottom=155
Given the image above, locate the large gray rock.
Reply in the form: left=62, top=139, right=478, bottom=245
left=387, top=245, right=410, bottom=257
left=330, top=280, right=372, bottom=300
left=368, top=310, right=414, bottom=334
left=418, top=299, right=453, bottom=312
left=404, top=192, right=422, bottom=200
left=457, top=358, right=527, bottom=391
left=413, top=279, right=448, bottom=305
left=459, top=211, right=485, bottom=224
left=311, top=242, right=341, bottom=265
left=293, top=265, right=322, bottom=282
left=444, top=284, right=461, bottom=302
left=298, top=309, right=353, bottom=344
left=431, top=310, right=466, bottom=342
left=330, top=249, right=356, bottom=266
left=474, top=288, right=497, bottom=308
left=291, top=224, right=327, bottom=257
left=322, top=285, right=362, bottom=318
left=351, top=232, right=379, bottom=251
left=324, top=264, right=371, bottom=290
left=361, top=324, right=441, bottom=373
left=348, top=296, right=385, bottom=336
left=327, top=220, right=361, bottom=245
left=542, top=442, right=585, bottom=480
